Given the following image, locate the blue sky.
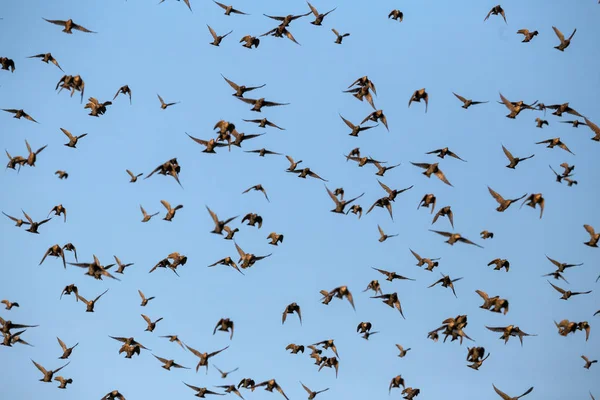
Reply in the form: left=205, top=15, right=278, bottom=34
left=1, top=0, right=599, bottom=399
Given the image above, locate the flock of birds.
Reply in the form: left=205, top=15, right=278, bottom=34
left=1, top=1, right=599, bottom=400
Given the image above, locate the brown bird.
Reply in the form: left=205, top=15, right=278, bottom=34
left=432, top=206, right=454, bottom=229
left=54, top=376, right=73, bottom=389
left=362, top=280, right=382, bottom=296
left=235, top=242, right=272, bottom=269
left=113, top=256, right=134, bottom=274
left=57, top=337, right=78, bottom=359
left=21, top=210, right=51, bottom=234
left=56, top=74, right=85, bottom=102
left=542, top=271, right=570, bottom=284
left=242, top=184, right=270, bottom=202
left=267, top=232, right=284, bottom=246
left=487, top=258, right=510, bottom=272
left=582, top=355, right=597, bottom=369
left=240, top=35, right=260, bottom=49
left=126, top=170, right=143, bottom=183
left=138, top=290, right=155, bottom=307
left=208, top=25, right=233, bottom=46
left=113, top=85, right=132, bottom=104
left=31, top=360, right=70, bottom=382
left=486, top=326, right=537, bottom=346
left=371, top=292, right=405, bottom=318
left=357, top=321, right=372, bottom=334
left=361, top=110, right=389, bottom=131
left=344, top=86, right=376, bottom=110
left=388, top=10, right=403, bottom=22
left=395, top=344, right=411, bottom=358
left=184, top=382, right=225, bottom=397
left=160, top=335, right=185, bottom=350
left=43, top=18, right=96, bottom=34
left=427, top=147, right=466, bottom=161
left=408, top=88, right=428, bottom=112
left=139, top=205, right=159, bottom=223
left=286, top=343, right=305, bottom=354
left=237, top=97, right=289, bottom=112
left=243, top=118, right=284, bottom=130
left=84, top=97, right=112, bottom=117
left=560, top=119, right=586, bottom=128
left=378, top=225, right=398, bottom=242
left=76, top=289, right=109, bottom=312
left=5, top=150, right=27, bottom=172
left=372, top=267, right=414, bottom=282
left=428, top=273, right=463, bottom=297
left=417, top=193, right=437, bottom=214
left=311, top=339, right=340, bottom=358
left=389, top=375, right=406, bottom=393
left=101, top=390, right=127, bottom=400
left=548, top=281, right=592, bottom=300
left=452, top=92, right=488, bottom=109
left=222, top=75, right=265, bottom=97
left=492, top=385, right=534, bottom=400
left=214, top=1, right=248, bottom=15
left=23, top=139, right=47, bottom=167
left=377, top=180, right=413, bottom=202
left=488, top=187, right=526, bottom=212
left=326, top=185, right=364, bottom=213
left=481, top=230, right=494, bottom=239
left=252, top=379, right=290, bottom=400
left=245, top=148, right=281, bottom=157
left=153, top=354, right=189, bottom=370
left=517, top=29, right=538, bottom=42
left=185, top=344, right=229, bottom=374
left=536, top=137, right=574, bottom=155
left=282, top=302, right=302, bottom=325
left=39, top=244, right=67, bottom=268
left=187, top=133, right=228, bottom=153
left=60, top=284, right=79, bottom=301
left=48, top=204, right=67, bottom=222
left=430, top=230, right=483, bottom=248
left=520, top=193, right=545, bottom=219
left=499, top=93, right=537, bottom=119
left=584, top=224, right=599, bottom=247
left=411, top=162, right=452, bottom=186
left=213, top=318, right=235, bottom=340
left=501, top=145, right=534, bottom=169
left=3, top=108, right=38, bottom=123
left=535, top=118, right=549, bottom=128
left=264, top=11, right=312, bottom=27
left=553, top=26, right=576, bottom=51
left=157, top=94, right=179, bottom=109
left=339, top=114, right=377, bottom=136
left=28, top=53, right=63, bottom=71
left=1, top=300, right=19, bottom=310
left=410, top=249, right=440, bottom=271
left=307, top=2, right=336, bottom=25
left=484, top=5, right=507, bottom=24
left=60, top=128, right=87, bottom=148
left=261, top=24, right=302, bottom=45
left=583, top=117, right=600, bottom=141
left=300, top=381, right=329, bottom=399
left=545, top=255, right=584, bottom=273
left=161, top=200, right=183, bottom=221
left=332, top=28, right=350, bottom=44
left=214, top=365, right=239, bottom=379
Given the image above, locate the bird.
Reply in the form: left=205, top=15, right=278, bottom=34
left=484, top=5, right=507, bottom=24
left=536, top=137, right=574, bottom=155
left=127, top=170, right=143, bottom=182
left=185, top=344, right=229, bottom=374
left=300, top=381, right=329, bottom=399
left=3, top=108, right=38, bottom=123
left=161, top=200, right=183, bottom=221
left=213, top=318, right=235, bottom=339
left=492, top=384, right=534, bottom=400
left=57, top=337, right=78, bottom=359
left=326, top=185, right=364, bottom=213
left=429, top=230, right=483, bottom=248
left=183, top=382, right=225, bottom=397
left=520, top=193, right=545, bottom=219
left=452, top=92, right=488, bottom=109
left=237, top=97, right=289, bottom=112
left=43, top=18, right=96, bottom=34
left=486, top=326, right=537, bottom=346
left=377, top=225, right=398, bottom=242
left=0, top=57, right=16, bottom=72
left=583, top=117, right=600, bottom=141
left=535, top=118, right=549, bottom=128
left=552, top=26, right=577, bottom=51
left=55, top=170, right=68, bottom=180
left=267, top=232, right=284, bottom=246
left=432, top=206, right=454, bottom=229
left=138, top=290, right=155, bottom=307
left=240, top=35, right=260, bottom=49
left=160, top=335, right=185, bottom=350
left=332, top=29, right=350, bottom=44
left=408, top=88, right=429, bottom=112
left=101, top=390, right=126, bottom=400
left=582, top=355, right=597, bottom=369
left=396, top=344, right=411, bottom=358
left=410, top=249, right=441, bottom=271
left=501, top=145, right=534, bottom=169
left=153, top=354, right=189, bottom=370
left=242, top=184, right=270, bottom=202
left=282, top=303, right=302, bottom=325
left=157, top=94, right=179, bottom=109
left=545, top=255, right=584, bottom=273
left=411, top=162, right=453, bottom=186
left=488, top=258, right=510, bottom=272
left=307, top=2, right=336, bottom=25
left=76, top=289, right=109, bottom=312
left=21, top=210, right=51, bottom=234
left=548, top=281, right=592, bottom=300
left=488, top=187, right=527, bottom=212
left=60, top=128, right=87, bottom=148
left=207, top=25, right=234, bottom=47
left=28, top=53, right=63, bottom=71
left=213, top=1, right=248, bottom=15
left=84, top=97, right=112, bottom=117
left=481, top=230, right=494, bottom=239
left=31, top=360, right=70, bottom=382
left=54, top=376, right=73, bottom=389
left=1, top=300, right=20, bottom=310
left=113, top=85, right=132, bottom=104
left=245, top=148, right=281, bottom=157
left=243, top=118, right=284, bottom=130
left=252, top=379, right=290, bottom=400
left=499, top=93, right=537, bottom=119
left=388, top=10, right=403, bottom=22
left=222, top=75, right=265, bottom=97
left=417, top=194, right=437, bottom=214
left=371, top=267, right=414, bottom=282
left=583, top=224, right=599, bottom=247
left=361, top=110, right=389, bottom=131
left=428, top=273, right=463, bottom=297
left=517, top=29, right=538, bottom=42
left=372, top=292, right=405, bottom=318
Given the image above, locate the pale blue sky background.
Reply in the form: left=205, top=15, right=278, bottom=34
left=1, top=0, right=599, bottom=399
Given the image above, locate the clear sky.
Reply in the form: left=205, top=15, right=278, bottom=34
left=1, top=1, right=599, bottom=399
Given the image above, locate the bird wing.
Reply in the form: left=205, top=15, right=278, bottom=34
left=552, top=26, right=565, bottom=43
left=72, top=22, right=96, bottom=33
left=499, top=93, right=515, bottom=111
